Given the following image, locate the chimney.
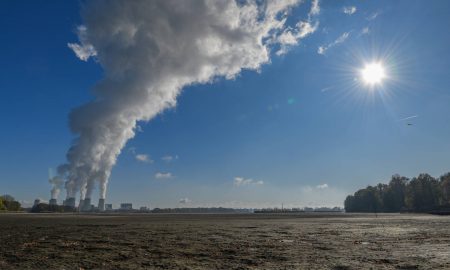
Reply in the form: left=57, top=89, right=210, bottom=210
left=82, top=198, right=92, bottom=212
left=33, top=199, right=41, bottom=207
left=78, top=199, right=85, bottom=210
left=64, top=197, right=76, bottom=208
left=98, top=198, right=105, bottom=211
left=49, top=199, right=57, bottom=206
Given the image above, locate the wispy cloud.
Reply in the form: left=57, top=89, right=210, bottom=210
left=398, top=115, right=418, bottom=122
left=317, top=32, right=350, bottom=55
left=309, top=0, right=320, bottom=16
left=335, top=32, right=350, bottom=43
left=67, top=26, right=97, bottom=61
left=320, top=86, right=333, bottom=92
left=135, top=154, right=153, bottom=163
left=361, top=27, right=370, bottom=35
left=68, top=43, right=96, bottom=61
left=162, top=155, right=179, bottom=162
left=367, top=11, right=380, bottom=21
left=342, top=6, right=357, bottom=15
left=234, top=177, right=264, bottom=187
left=316, top=183, right=329, bottom=189
left=275, top=0, right=320, bottom=55
left=179, top=198, right=191, bottom=204
left=155, top=172, right=173, bottom=180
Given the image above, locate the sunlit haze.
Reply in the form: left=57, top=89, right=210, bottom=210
left=361, top=62, right=386, bottom=86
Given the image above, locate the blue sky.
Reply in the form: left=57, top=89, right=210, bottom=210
left=1, top=1, right=450, bottom=208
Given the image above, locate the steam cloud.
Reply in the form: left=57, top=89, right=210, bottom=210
left=58, top=0, right=319, bottom=202
left=49, top=175, right=64, bottom=200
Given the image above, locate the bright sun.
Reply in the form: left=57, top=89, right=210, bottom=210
left=361, top=62, right=386, bottom=85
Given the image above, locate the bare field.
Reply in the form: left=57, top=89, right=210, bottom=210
left=1, top=213, right=450, bottom=269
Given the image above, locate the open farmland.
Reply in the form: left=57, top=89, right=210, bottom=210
left=1, top=213, right=450, bottom=269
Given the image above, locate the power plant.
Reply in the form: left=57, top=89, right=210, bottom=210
left=46, top=168, right=124, bottom=213
left=49, top=199, right=57, bottom=206
left=63, top=197, right=76, bottom=208
left=81, top=198, right=92, bottom=212
left=78, top=198, right=85, bottom=210
left=56, top=197, right=110, bottom=212
left=98, top=198, right=105, bottom=211
left=33, top=199, right=41, bottom=207
left=120, top=203, right=133, bottom=210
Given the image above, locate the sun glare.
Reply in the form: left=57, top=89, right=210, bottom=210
left=361, top=62, right=386, bottom=86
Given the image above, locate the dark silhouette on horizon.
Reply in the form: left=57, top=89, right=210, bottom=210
left=345, top=172, right=450, bottom=213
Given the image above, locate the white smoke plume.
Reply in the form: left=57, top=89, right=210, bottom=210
left=48, top=168, right=64, bottom=199
left=49, top=177, right=64, bottom=199
left=59, top=0, right=319, bottom=201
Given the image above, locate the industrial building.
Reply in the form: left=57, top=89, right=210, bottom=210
left=63, top=197, right=76, bottom=208
left=98, top=198, right=105, bottom=211
left=120, top=203, right=133, bottom=210
left=49, top=198, right=57, bottom=206
left=33, top=199, right=41, bottom=207
left=81, top=198, right=93, bottom=212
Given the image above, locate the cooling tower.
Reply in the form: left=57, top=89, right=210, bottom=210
left=49, top=199, right=57, bottom=206
left=98, top=198, right=105, bottom=211
left=64, top=197, right=76, bottom=208
left=82, top=198, right=92, bottom=212
left=33, top=199, right=41, bottom=207
left=78, top=199, right=85, bottom=210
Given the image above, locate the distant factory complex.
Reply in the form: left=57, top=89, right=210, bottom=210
left=32, top=197, right=343, bottom=214
left=32, top=197, right=136, bottom=212
left=63, top=197, right=134, bottom=212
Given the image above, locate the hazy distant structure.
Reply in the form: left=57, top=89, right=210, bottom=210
left=105, top=204, right=113, bottom=210
left=49, top=199, right=57, bottom=206
left=82, top=198, right=92, bottom=212
left=78, top=199, right=85, bottom=210
left=33, top=199, right=41, bottom=207
left=63, top=197, right=76, bottom=208
left=98, top=198, right=105, bottom=211
left=120, top=203, right=133, bottom=210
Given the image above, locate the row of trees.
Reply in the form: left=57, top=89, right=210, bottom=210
left=0, top=194, right=22, bottom=211
left=345, top=172, right=450, bottom=213
left=31, top=203, right=76, bottom=213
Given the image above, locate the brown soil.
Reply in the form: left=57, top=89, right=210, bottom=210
left=0, top=213, right=449, bottom=269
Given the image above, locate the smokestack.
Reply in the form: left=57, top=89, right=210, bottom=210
left=49, top=199, right=57, bottom=206
left=33, top=199, right=41, bottom=207
left=60, top=0, right=319, bottom=202
left=78, top=198, right=85, bottom=210
left=82, top=198, right=92, bottom=212
left=98, top=198, right=105, bottom=211
left=64, top=197, right=76, bottom=208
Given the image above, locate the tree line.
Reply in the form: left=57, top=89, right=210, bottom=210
left=345, top=172, right=450, bottom=213
left=0, top=194, right=22, bottom=211
left=31, top=203, right=75, bottom=213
